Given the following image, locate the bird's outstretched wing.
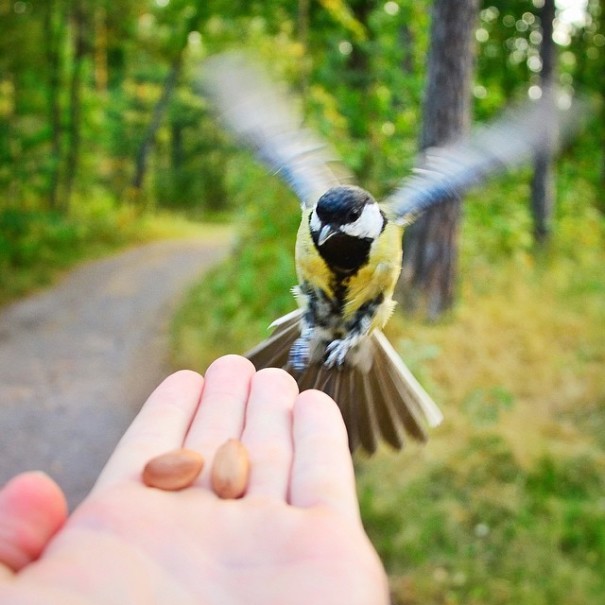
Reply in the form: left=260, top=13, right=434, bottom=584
left=383, top=90, right=587, bottom=226
left=198, top=53, right=352, bottom=209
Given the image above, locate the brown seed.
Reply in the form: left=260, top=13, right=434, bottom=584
left=142, top=448, right=204, bottom=491
left=211, top=439, right=250, bottom=499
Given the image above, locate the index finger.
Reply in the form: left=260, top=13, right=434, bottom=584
left=289, top=390, right=361, bottom=525
left=92, top=369, right=204, bottom=491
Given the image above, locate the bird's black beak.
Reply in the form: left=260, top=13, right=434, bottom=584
left=317, top=224, right=338, bottom=246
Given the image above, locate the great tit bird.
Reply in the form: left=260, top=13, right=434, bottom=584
left=200, top=53, right=581, bottom=453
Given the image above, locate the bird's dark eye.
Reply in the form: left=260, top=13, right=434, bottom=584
left=347, top=209, right=361, bottom=222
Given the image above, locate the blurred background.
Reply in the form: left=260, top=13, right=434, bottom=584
left=1, top=0, right=604, bottom=603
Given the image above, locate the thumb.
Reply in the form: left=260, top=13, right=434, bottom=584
left=0, top=472, right=68, bottom=574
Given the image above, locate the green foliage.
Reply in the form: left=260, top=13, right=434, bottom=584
left=0, top=209, right=82, bottom=269
left=2, top=0, right=603, bottom=214
left=0, top=205, right=119, bottom=303
left=0, top=195, right=214, bottom=304
left=358, top=439, right=605, bottom=605
left=2, top=1, right=605, bottom=602
left=171, top=159, right=300, bottom=369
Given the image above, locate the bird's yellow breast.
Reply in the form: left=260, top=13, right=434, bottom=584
left=344, top=220, right=402, bottom=328
left=295, top=209, right=403, bottom=330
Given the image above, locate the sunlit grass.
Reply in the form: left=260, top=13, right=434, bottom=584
left=171, top=155, right=605, bottom=604
left=356, top=170, right=605, bottom=603
left=171, top=174, right=300, bottom=369
left=362, top=247, right=605, bottom=604
left=0, top=198, right=230, bottom=307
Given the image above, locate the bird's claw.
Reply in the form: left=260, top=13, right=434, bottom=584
left=324, top=339, right=350, bottom=368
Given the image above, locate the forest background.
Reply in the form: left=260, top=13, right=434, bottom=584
left=1, top=0, right=605, bottom=603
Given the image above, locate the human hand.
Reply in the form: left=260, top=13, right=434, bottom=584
left=0, top=355, right=388, bottom=604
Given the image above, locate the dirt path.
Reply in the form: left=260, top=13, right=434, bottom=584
left=0, top=238, right=227, bottom=510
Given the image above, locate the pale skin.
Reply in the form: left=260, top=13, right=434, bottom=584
left=0, top=355, right=389, bottom=605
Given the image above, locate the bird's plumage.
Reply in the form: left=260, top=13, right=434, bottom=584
left=383, top=94, right=583, bottom=226
left=200, top=53, right=352, bottom=209
left=246, top=309, right=442, bottom=452
left=199, top=52, right=583, bottom=453
left=293, top=191, right=401, bottom=369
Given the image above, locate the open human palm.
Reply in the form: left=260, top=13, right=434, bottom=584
left=0, top=356, right=388, bottom=604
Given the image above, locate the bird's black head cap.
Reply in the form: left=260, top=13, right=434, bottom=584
left=316, top=186, right=375, bottom=226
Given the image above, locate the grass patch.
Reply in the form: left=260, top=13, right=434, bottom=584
left=170, top=158, right=605, bottom=604
left=359, top=443, right=605, bottom=605
left=359, top=248, right=605, bottom=603
left=173, top=221, right=605, bottom=602
left=0, top=198, right=228, bottom=307
left=171, top=175, right=300, bottom=369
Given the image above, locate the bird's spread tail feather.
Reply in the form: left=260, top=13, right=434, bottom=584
left=246, top=311, right=443, bottom=453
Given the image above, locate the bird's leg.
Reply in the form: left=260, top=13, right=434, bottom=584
left=288, top=303, right=315, bottom=372
left=324, top=320, right=369, bottom=368
left=289, top=330, right=313, bottom=372
left=324, top=295, right=383, bottom=368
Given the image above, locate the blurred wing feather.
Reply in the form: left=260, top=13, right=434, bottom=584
left=384, top=90, right=588, bottom=225
left=198, top=53, right=352, bottom=208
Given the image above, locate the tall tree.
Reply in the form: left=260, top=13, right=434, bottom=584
left=530, top=0, right=556, bottom=244
left=343, top=0, right=374, bottom=183
left=44, top=0, right=64, bottom=210
left=297, top=0, right=310, bottom=96
left=93, top=5, right=109, bottom=93
left=130, top=1, right=205, bottom=199
left=399, top=0, right=479, bottom=318
left=599, top=1, right=605, bottom=196
left=131, top=55, right=183, bottom=196
left=64, top=0, right=87, bottom=207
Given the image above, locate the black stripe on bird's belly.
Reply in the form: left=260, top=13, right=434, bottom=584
left=315, top=231, right=373, bottom=275
left=346, top=292, right=384, bottom=334
left=299, top=281, right=342, bottom=329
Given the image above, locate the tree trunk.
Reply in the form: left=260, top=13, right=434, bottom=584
left=598, top=1, right=605, bottom=199
left=131, top=55, right=183, bottom=194
left=44, top=0, right=63, bottom=210
left=399, top=0, right=479, bottom=319
left=170, top=119, right=184, bottom=172
left=64, top=0, right=86, bottom=208
left=94, top=6, right=108, bottom=93
left=347, top=0, right=374, bottom=183
left=398, top=22, right=414, bottom=75
left=531, top=0, right=556, bottom=244
left=130, top=1, right=205, bottom=198
left=297, top=0, right=310, bottom=97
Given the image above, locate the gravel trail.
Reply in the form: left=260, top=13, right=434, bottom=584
left=0, top=238, right=226, bottom=509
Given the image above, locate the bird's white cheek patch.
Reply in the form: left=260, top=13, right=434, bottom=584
left=341, top=204, right=384, bottom=239
left=310, top=209, right=322, bottom=233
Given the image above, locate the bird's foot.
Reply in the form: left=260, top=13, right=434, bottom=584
left=289, top=337, right=310, bottom=372
left=324, top=339, right=351, bottom=368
